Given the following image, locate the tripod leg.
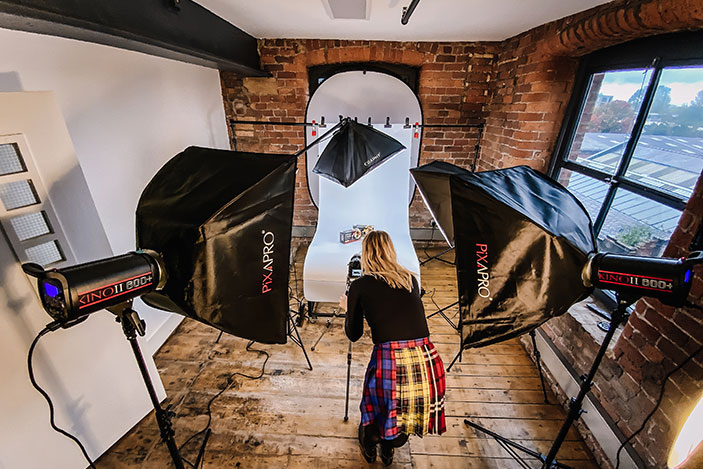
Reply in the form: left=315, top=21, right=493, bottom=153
left=288, top=311, right=313, bottom=370
left=530, top=330, right=550, bottom=404
left=344, top=342, right=352, bottom=422
left=311, top=320, right=332, bottom=351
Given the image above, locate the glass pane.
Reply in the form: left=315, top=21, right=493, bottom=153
left=10, top=211, right=52, bottom=241
left=0, top=179, right=40, bottom=211
left=25, top=240, right=64, bottom=266
left=628, top=66, right=703, bottom=199
left=598, top=188, right=681, bottom=257
left=0, top=143, right=26, bottom=176
left=567, top=69, right=654, bottom=174
left=556, top=169, right=609, bottom=223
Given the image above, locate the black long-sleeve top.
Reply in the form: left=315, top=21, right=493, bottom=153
left=345, top=274, right=429, bottom=344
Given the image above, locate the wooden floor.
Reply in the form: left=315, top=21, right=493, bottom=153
left=98, top=246, right=598, bottom=468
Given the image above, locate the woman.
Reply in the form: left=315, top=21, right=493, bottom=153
left=339, top=230, right=446, bottom=466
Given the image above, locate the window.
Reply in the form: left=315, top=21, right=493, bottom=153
left=0, top=134, right=73, bottom=267
left=551, top=32, right=703, bottom=260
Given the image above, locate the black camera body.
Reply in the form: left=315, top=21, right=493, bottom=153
left=346, top=253, right=362, bottom=294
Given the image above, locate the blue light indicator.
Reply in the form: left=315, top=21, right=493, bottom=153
left=44, top=282, right=60, bottom=298
left=684, top=269, right=691, bottom=284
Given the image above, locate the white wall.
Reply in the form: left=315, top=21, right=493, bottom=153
left=0, top=27, right=231, bottom=352
left=0, top=27, right=230, bottom=466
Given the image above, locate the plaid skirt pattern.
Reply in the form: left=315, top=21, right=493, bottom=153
left=360, top=337, right=446, bottom=439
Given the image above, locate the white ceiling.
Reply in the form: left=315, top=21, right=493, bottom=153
left=196, top=0, right=612, bottom=42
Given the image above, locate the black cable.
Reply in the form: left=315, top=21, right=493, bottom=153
left=178, top=340, right=270, bottom=464
left=28, top=325, right=97, bottom=469
left=429, top=288, right=441, bottom=312
left=615, top=343, right=703, bottom=469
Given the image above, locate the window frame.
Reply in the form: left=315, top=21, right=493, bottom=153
left=549, top=31, right=703, bottom=306
left=550, top=31, right=703, bottom=232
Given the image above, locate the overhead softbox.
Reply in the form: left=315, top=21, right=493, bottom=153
left=312, top=118, right=406, bottom=187
left=411, top=163, right=596, bottom=348
left=136, top=146, right=296, bottom=344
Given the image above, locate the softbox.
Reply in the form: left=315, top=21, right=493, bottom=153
left=136, top=146, right=296, bottom=344
left=312, top=118, right=406, bottom=188
left=411, top=162, right=596, bottom=348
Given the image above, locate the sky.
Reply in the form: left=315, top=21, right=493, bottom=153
left=598, top=66, right=703, bottom=106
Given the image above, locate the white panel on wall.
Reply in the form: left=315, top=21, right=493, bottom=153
left=0, top=92, right=165, bottom=469
left=0, top=26, right=231, bottom=467
left=0, top=27, right=230, bottom=353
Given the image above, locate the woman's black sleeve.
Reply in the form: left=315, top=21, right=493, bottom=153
left=345, top=279, right=364, bottom=342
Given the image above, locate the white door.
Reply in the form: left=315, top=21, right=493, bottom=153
left=0, top=92, right=165, bottom=468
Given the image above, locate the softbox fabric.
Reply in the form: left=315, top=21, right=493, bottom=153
left=136, top=146, right=296, bottom=344
left=411, top=163, right=596, bottom=348
left=410, top=161, right=469, bottom=247
left=312, top=119, right=406, bottom=188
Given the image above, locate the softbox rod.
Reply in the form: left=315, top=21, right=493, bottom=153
left=293, top=119, right=346, bottom=158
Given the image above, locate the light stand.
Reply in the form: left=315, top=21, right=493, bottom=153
left=419, top=246, right=455, bottom=267
left=463, top=294, right=631, bottom=469
left=109, top=302, right=209, bottom=469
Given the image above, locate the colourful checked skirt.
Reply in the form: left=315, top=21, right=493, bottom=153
left=360, top=337, right=446, bottom=440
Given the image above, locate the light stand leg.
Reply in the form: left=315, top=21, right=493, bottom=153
left=542, top=300, right=629, bottom=468
left=530, top=330, right=550, bottom=404
left=119, top=311, right=185, bottom=469
left=426, top=300, right=459, bottom=331
left=288, top=310, right=313, bottom=370
left=446, top=346, right=463, bottom=372
left=344, top=341, right=352, bottom=422
left=420, top=246, right=455, bottom=266
left=462, top=298, right=630, bottom=469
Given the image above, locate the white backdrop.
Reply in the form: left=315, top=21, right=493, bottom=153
left=303, top=70, right=422, bottom=302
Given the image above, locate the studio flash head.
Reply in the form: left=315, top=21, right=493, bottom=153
left=22, top=250, right=166, bottom=324
left=583, top=251, right=703, bottom=306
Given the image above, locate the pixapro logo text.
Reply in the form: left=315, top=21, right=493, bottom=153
left=262, top=231, right=274, bottom=293
left=476, top=243, right=491, bottom=298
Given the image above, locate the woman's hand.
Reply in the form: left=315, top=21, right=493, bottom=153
left=338, top=294, right=348, bottom=311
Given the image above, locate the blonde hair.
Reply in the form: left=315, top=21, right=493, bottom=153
left=361, top=230, right=415, bottom=291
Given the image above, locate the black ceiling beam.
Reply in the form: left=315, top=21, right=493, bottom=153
left=0, top=0, right=268, bottom=76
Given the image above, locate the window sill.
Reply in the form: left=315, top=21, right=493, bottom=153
left=565, top=296, right=624, bottom=355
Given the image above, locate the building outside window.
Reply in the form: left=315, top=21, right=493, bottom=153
left=550, top=33, right=703, bottom=261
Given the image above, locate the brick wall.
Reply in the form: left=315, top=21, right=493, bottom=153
left=496, top=2, right=703, bottom=468
left=221, top=40, right=497, bottom=228
left=219, top=2, right=703, bottom=466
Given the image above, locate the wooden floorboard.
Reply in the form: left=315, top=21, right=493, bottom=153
left=97, top=246, right=598, bottom=468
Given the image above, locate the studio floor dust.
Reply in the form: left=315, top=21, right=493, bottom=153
left=97, top=246, right=598, bottom=468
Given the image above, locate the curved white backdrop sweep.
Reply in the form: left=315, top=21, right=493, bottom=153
left=303, top=71, right=422, bottom=303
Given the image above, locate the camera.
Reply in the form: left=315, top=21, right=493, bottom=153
left=346, top=253, right=362, bottom=293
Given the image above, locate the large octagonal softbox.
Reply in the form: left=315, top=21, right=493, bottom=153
left=411, top=162, right=596, bottom=348
left=136, top=146, right=296, bottom=344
